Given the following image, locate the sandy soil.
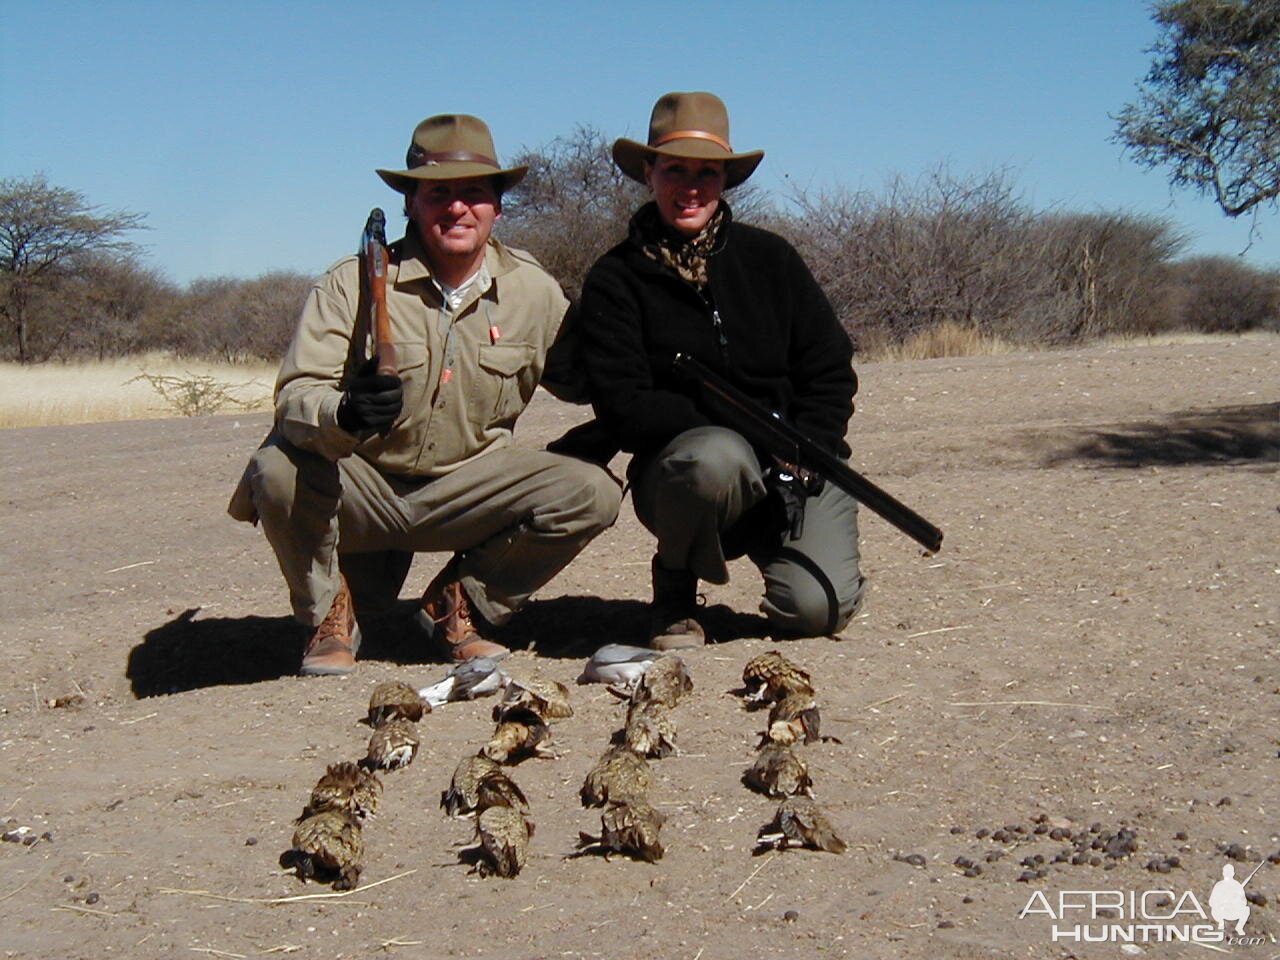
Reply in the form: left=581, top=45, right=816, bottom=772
left=1, top=336, right=1277, bottom=960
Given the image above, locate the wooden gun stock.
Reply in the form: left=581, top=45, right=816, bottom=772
left=361, top=208, right=396, bottom=378
left=671, top=353, right=943, bottom=553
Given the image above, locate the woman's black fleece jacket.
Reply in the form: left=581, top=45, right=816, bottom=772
left=577, top=206, right=857, bottom=462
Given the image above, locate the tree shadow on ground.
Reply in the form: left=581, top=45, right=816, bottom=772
left=1044, top=402, right=1278, bottom=468
left=127, top=595, right=772, bottom=697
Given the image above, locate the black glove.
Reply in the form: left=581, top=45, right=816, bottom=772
left=765, top=463, right=811, bottom=541
left=337, top=357, right=402, bottom=434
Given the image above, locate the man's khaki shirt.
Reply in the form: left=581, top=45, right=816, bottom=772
left=274, top=229, right=569, bottom=477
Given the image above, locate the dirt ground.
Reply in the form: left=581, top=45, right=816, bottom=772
left=1, top=335, right=1277, bottom=960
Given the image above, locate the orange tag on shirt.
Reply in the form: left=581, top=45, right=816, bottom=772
left=490, top=325, right=502, bottom=343
left=441, top=368, right=453, bottom=384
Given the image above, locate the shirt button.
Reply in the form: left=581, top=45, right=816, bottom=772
left=427, top=442, right=436, bottom=451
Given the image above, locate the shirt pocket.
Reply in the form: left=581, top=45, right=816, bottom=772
left=390, top=341, right=428, bottom=428
left=471, top=342, right=537, bottom=428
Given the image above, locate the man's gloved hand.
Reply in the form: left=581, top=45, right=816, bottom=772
left=337, top=357, right=402, bottom=434
left=773, top=459, right=825, bottom=496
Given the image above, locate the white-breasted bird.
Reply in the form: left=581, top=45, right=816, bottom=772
left=419, top=657, right=510, bottom=707
left=577, top=644, right=658, bottom=690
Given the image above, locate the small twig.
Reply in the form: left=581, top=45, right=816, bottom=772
left=106, top=560, right=158, bottom=574
left=378, top=938, right=425, bottom=949
left=907, top=625, right=972, bottom=638
left=118, top=713, right=159, bottom=725
left=212, top=798, right=254, bottom=809
left=256, top=946, right=302, bottom=954
left=52, top=904, right=118, bottom=918
left=191, top=950, right=247, bottom=959
left=726, top=853, right=773, bottom=901
left=747, top=891, right=775, bottom=912
left=158, top=868, right=416, bottom=904
left=947, top=700, right=1111, bottom=710
left=0, top=877, right=36, bottom=902
left=866, top=693, right=905, bottom=709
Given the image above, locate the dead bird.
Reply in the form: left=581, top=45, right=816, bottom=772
left=743, top=742, right=814, bottom=799
left=468, top=804, right=534, bottom=878
left=367, top=680, right=428, bottom=726
left=441, top=754, right=503, bottom=818
left=481, top=709, right=555, bottom=763
left=578, top=644, right=657, bottom=691
left=764, top=690, right=822, bottom=745
left=756, top=796, right=846, bottom=854
left=580, top=745, right=652, bottom=808
left=303, top=761, right=382, bottom=821
left=632, top=654, right=693, bottom=709
left=418, top=657, right=510, bottom=708
left=742, top=650, right=813, bottom=704
left=577, top=798, right=665, bottom=862
left=495, top=678, right=574, bottom=722
left=623, top=700, right=678, bottom=758
left=364, top=717, right=420, bottom=770
left=286, top=808, right=364, bottom=889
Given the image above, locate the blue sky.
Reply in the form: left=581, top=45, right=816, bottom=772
left=3, top=0, right=1276, bottom=285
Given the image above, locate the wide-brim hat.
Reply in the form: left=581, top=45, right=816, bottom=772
left=613, top=91, right=764, bottom=190
left=377, top=114, right=527, bottom=194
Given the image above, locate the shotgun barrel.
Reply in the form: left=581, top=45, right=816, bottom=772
left=361, top=208, right=396, bottom=379
left=671, top=352, right=943, bottom=553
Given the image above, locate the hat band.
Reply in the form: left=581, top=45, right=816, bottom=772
left=652, top=129, right=732, bottom=152
left=409, top=149, right=499, bottom=169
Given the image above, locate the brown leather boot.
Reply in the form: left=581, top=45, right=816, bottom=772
left=418, top=561, right=511, bottom=662
left=649, top=556, right=706, bottom=650
left=300, top=577, right=360, bottom=676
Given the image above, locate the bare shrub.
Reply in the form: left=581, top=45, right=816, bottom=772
left=127, top=370, right=266, bottom=417
left=1166, top=255, right=1280, bottom=332
left=1026, top=212, right=1187, bottom=342
left=166, top=271, right=315, bottom=361
left=775, top=167, right=1190, bottom=349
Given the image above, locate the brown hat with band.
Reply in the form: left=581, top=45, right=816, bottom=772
left=377, top=114, right=527, bottom=194
left=613, top=91, right=764, bottom=189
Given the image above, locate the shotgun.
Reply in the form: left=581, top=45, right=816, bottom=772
left=671, top=352, right=944, bottom=554
left=361, top=209, right=396, bottom=378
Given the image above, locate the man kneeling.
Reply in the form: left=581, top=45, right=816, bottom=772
left=228, top=114, right=620, bottom=675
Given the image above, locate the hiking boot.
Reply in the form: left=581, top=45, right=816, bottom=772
left=418, top=560, right=511, bottom=662
left=300, top=577, right=360, bottom=676
left=648, top=556, right=706, bottom=651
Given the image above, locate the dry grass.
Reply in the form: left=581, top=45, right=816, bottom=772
left=859, top=321, right=1017, bottom=362
left=0, top=354, right=276, bottom=428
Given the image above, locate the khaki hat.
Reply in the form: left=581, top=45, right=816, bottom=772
left=377, top=114, right=527, bottom=194
left=613, top=91, right=764, bottom=189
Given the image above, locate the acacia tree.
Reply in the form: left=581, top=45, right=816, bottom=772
left=1114, top=0, right=1280, bottom=218
left=0, top=174, right=146, bottom=362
